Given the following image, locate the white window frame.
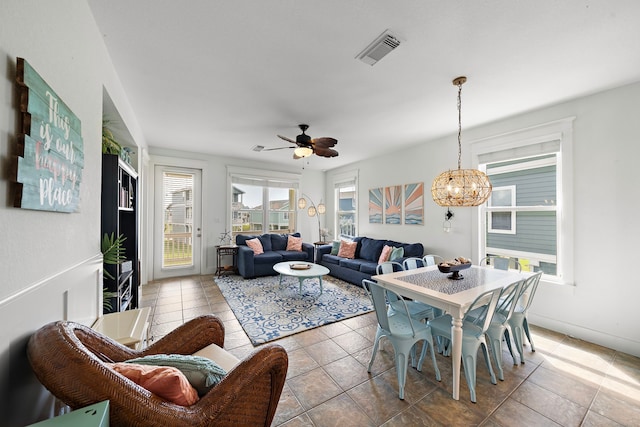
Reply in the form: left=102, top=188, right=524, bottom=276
left=331, top=170, right=358, bottom=239
left=470, top=117, right=574, bottom=285
left=487, top=185, right=516, bottom=234
left=226, top=166, right=300, bottom=236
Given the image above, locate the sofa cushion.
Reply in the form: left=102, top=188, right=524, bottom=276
left=246, top=238, right=264, bottom=255
left=286, top=235, right=303, bottom=251
left=378, top=245, right=392, bottom=264
left=253, top=252, right=282, bottom=265
left=330, top=240, right=341, bottom=255
left=402, top=243, right=424, bottom=258
left=277, top=250, right=308, bottom=261
left=339, top=258, right=363, bottom=271
left=236, top=234, right=258, bottom=246
left=337, top=240, right=357, bottom=259
left=258, top=234, right=273, bottom=252
left=359, top=237, right=385, bottom=262
left=359, top=261, right=378, bottom=275
left=389, top=246, right=405, bottom=261
left=322, top=254, right=341, bottom=265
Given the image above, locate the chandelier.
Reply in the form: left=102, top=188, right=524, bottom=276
left=431, top=76, right=492, bottom=207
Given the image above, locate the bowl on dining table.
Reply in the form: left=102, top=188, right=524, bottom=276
left=438, top=261, right=471, bottom=279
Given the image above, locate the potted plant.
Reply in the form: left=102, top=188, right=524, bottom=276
left=101, top=232, right=126, bottom=312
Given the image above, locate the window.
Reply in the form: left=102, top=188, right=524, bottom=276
left=488, top=185, right=516, bottom=234
left=472, top=118, right=574, bottom=284
left=228, top=167, right=299, bottom=239
left=333, top=171, right=358, bottom=238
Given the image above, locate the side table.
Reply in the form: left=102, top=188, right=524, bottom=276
left=92, top=307, right=151, bottom=350
left=216, top=245, right=238, bottom=276
left=28, top=401, right=109, bottom=426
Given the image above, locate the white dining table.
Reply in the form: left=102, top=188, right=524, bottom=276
left=372, top=264, right=530, bottom=400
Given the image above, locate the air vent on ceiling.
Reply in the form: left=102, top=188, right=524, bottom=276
left=251, top=145, right=264, bottom=152
left=356, top=30, right=401, bottom=66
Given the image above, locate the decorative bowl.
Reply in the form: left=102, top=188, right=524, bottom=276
left=437, top=262, right=471, bottom=280
left=289, top=263, right=311, bottom=270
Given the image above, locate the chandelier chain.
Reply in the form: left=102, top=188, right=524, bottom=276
left=457, top=81, right=463, bottom=170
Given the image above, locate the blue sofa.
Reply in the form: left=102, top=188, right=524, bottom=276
left=236, top=232, right=314, bottom=278
left=316, top=236, right=424, bottom=286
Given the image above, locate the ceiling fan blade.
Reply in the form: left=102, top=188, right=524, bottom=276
left=262, top=146, right=294, bottom=151
left=311, top=137, right=337, bottom=149
left=313, top=147, right=339, bottom=158
left=277, top=135, right=297, bottom=144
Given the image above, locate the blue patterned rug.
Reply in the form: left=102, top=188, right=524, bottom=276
left=214, top=274, right=373, bottom=346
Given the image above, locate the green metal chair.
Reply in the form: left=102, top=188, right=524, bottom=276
left=505, top=272, right=543, bottom=364
left=428, top=286, right=503, bottom=402
left=362, top=279, right=441, bottom=400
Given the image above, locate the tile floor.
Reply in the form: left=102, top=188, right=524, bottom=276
left=140, top=275, right=640, bottom=427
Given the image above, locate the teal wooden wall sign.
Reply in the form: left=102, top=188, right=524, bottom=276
left=14, top=57, right=84, bottom=212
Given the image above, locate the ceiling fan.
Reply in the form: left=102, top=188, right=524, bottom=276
left=261, top=124, right=338, bottom=159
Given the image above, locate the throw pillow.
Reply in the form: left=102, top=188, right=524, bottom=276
left=337, top=240, right=357, bottom=259
left=245, top=238, right=264, bottom=255
left=286, top=235, right=303, bottom=251
left=126, top=354, right=227, bottom=396
left=107, top=362, right=199, bottom=406
left=378, top=245, right=392, bottom=264
left=330, top=240, right=341, bottom=255
left=389, top=246, right=405, bottom=261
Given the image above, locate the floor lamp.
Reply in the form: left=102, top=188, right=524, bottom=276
left=297, top=193, right=325, bottom=243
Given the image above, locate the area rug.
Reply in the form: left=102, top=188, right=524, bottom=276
left=214, top=274, right=373, bottom=345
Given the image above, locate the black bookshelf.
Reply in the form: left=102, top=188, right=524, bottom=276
left=101, top=154, right=139, bottom=313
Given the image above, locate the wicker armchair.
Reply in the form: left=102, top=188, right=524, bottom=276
left=27, top=315, right=288, bottom=427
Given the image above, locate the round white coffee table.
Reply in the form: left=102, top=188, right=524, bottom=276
left=272, top=262, right=330, bottom=295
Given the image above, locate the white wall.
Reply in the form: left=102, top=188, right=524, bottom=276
left=0, top=1, right=145, bottom=424
left=326, top=81, right=640, bottom=357
left=145, top=148, right=325, bottom=279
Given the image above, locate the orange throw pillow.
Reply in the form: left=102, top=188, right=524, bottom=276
left=378, top=245, right=392, bottom=264
left=337, top=240, right=357, bottom=259
left=286, top=235, right=303, bottom=251
left=245, top=238, right=264, bottom=255
left=107, top=362, right=199, bottom=406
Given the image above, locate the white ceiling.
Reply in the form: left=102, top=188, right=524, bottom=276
left=88, top=0, right=640, bottom=171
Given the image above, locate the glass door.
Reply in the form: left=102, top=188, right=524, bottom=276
left=153, top=165, right=202, bottom=279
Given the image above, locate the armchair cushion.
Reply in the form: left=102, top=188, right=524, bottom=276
left=107, top=362, right=199, bottom=406
left=126, top=354, right=226, bottom=396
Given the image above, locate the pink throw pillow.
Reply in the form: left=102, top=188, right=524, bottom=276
left=245, top=238, right=264, bottom=255
left=378, top=245, right=392, bottom=264
left=337, top=240, right=357, bottom=259
left=286, top=235, right=303, bottom=251
left=107, top=362, right=199, bottom=406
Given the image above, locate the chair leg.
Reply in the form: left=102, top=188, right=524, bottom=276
left=422, top=338, right=441, bottom=382
left=368, top=329, right=383, bottom=372
left=462, top=352, right=477, bottom=403
left=523, top=318, right=535, bottom=352
left=481, top=341, right=497, bottom=385
left=395, top=352, right=408, bottom=400
left=512, top=323, right=526, bottom=364
left=503, top=327, right=518, bottom=365
left=487, top=332, right=504, bottom=381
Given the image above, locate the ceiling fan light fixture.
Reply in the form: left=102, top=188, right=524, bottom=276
left=431, top=76, right=492, bottom=207
left=294, top=146, right=313, bottom=158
